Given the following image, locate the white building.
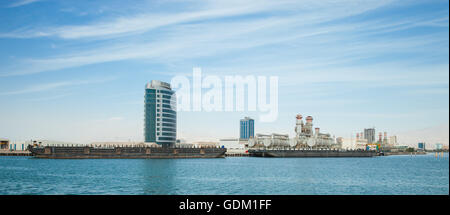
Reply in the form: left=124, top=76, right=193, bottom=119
left=5, top=141, right=31, bottom=151
left=219, top=138, right=248, bottom=154
left=193, top=142, right=219, bottom=148
left=389, top=136, right=398, bottom=146
left=338, top=138, right=367, bottom=150
left=219, top=138, right=247, bottom=149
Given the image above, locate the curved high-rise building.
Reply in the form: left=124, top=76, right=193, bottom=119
left=240, top=117, right=254, bottom=140
left=144, top=80, right=177, bottom=147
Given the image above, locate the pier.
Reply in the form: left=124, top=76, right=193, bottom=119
left=225, top=152, right=250, bottom=157
left=225, top=149, right=249, bottom=157
left=0, top=150, right=31, bottom=156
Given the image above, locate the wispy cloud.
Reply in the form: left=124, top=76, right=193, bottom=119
left=8, top=0, right=43, bottom=8
left=27, top=93, right=74, bottom=102
left=0, top=0, right=447, bottom=144
left=0, top=76, right=117, bottom=96
left=1, top=0, right=392, bottom=39
left=4, top=0, right=445, bottom=77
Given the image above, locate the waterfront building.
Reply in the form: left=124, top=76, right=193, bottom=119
left=355, top=137, right=368, bottom=150
left=0, top=138, right=9, bottom=150
left=2, top=140, right=31, bottom=151
left=220, top=138, right=249, bottom=155
left=144, top=80, right=177, bottom=147
left=418, top=142, right=426, bottom=151
left=220, top=138, right=248, bottom=150
left=364, top=128, right=376, bottom=144
left=389, top=136, right=398, bottom=146
left=193, top=142, right=219, bottom=148
left=339, top=138, right=355, bottom=150
left=442, top=145, right=449, bottom=151
left=240, top=117, right=254, bottom=139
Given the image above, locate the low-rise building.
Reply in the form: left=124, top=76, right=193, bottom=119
left=4, top=140, right=31, bottom=151
left=389, top=136, right=398, bottom=146
left=193, top=142, right=219, bottom=148
left=219, top=138, right=248, bottom=150
left=0, top=138, right=9, bottom=150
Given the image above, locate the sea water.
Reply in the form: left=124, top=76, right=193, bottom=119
left=0, top=153, right=448, bottom=195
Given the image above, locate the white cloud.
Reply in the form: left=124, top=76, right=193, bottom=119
left=1, top=0, right=448, bottom=144
left=1, top=0, right=393, bottom=39
left=8, top=0, right=42, bottom=8
left=3, top=0, right=442, bottom=77
left=26, top=93, right=73, bottom=102
left=0, top=76, right=117, bottom=96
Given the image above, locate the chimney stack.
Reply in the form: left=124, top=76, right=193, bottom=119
left=306, top=116, right=313, bottom=123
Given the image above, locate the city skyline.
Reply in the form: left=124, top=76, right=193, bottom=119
left=0, top=0, right=448, bottom=146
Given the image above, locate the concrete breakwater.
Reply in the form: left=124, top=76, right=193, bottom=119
left=29, top=146, right=226, bottom=159
left=248, top=149, right=376, bottom=157
left=0, top=150, right=31, bottom=156
left=384, top=151, right=427, bottom=156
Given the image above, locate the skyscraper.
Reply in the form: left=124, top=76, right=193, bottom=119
left=364, top=128, right=375, bottom=144
left=144, top=80, right=177, bottom=147
left=240, top=117, right=254, bottom=139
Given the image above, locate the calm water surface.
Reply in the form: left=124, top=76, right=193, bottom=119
left=0, top=153, right=448, bottom=194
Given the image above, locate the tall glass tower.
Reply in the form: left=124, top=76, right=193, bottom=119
left=144, top=80, right=177, bottom=147
left=240, top=117, right=254, bottom=139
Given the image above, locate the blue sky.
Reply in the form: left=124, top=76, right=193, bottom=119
left=0, top=0, right=448, bottom=144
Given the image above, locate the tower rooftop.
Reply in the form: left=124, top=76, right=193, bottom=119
left=146, top=80, right=171, bottom=90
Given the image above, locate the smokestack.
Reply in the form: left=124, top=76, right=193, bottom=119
left=315, top=127, right=320, bottom=135
left=295, top=114, right=303, bottom=133
left=306, top=116, right=313, bottom=123
left=379, top=132, right=382, bottom=141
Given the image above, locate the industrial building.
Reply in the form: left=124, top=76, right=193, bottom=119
left=364, top=128, right=375, bottom=144
left=349, top=128, right=397, bottom=151
left=248, top=114, right=340, bottom=150
left=1, top=139, right=35, bottom=151
left=220, top=138, right=247, bottom=149
left=0, top=138, right=9, bottom=150
left=389, top=136, right=398, bottom=146
left=240, top=117, right=254, bottom=139
left=249, top=133, right=290, bottom=148
left=355, top=133, right=369, bottom=150
left=193, top=142, right=219, bottom=148
left=144, top=80, right=177, bottom=147
left=337, top=136, right=368, bottom=150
